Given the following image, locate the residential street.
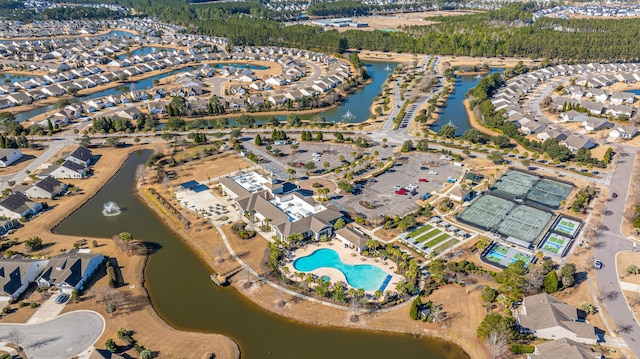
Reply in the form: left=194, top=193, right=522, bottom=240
left=594, top=148, right=640, bottom=355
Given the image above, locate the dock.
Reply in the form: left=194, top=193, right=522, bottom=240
left=210, top=265, right=243, bottom=286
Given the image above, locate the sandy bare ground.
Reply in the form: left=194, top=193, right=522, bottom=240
left=300, top=10, right=480, bottom=32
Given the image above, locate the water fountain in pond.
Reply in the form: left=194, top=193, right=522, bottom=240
left=102, top=201, right=122, bottom=216
left=341, top=109, right=355, bottom=122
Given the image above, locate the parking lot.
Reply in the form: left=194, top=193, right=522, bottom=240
left=333, top=153, right=464, bottom=219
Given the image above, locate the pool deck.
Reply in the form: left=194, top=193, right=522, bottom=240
left=283, top=242, right=403, bottom=294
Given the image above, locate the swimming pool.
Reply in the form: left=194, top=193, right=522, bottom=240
left=293, top=248, right=389, bottom=291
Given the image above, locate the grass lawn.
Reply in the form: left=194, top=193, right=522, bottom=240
left=408, top=224, right=433, bottom=238
left=434, top=238, right=460, bottom=255
left=424, top=233, right=450, bottom=248
left=415, top=229, right=442, bottom=243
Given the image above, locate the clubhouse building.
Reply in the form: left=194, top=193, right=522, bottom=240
left=219, top=172, right=343, bottom=242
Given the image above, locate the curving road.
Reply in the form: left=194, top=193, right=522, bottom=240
left=0, top=310, right=105, bottom=359
left=594, top=148, right=640, bottom=355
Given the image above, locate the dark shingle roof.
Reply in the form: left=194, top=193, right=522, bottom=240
left=68, top=146, right=92, bottom=163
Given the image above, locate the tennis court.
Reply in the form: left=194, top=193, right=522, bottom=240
left=480, top=243, right=533, bottom=268
left=525, top=178, right=573, bottom=209
left=457, top=195, right=515, bottom=230
left=552, top=216, right=582, bottom=237
left=495, top=205, right=553, bottom=244
left=490, top=170, right=539, bottom=199
left=540, top=232, right=573, bottom=256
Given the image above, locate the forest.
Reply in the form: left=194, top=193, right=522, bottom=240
left=30, top=0, right=640, bottom=62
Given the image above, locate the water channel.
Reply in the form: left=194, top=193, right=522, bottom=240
left=431, top=69, right=502, bottom=136
left=54, top=150, right=468, bottom=359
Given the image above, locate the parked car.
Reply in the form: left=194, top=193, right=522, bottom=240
left=594, top=260, right=603, bottom=270
left=418, top=178, right=428, bottom=182
left=612, top=193, right=618, bottom=199
left=395, top=188, right=408, bottom=195
left=393, top=184, right=402, bottom=190
left=55, top=293, right=69, bottom=304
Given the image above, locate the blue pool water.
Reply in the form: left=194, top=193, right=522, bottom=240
left=293, top=248, right=389, bottom=291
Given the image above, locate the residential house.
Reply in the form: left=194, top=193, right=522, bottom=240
left=606, top=104, right=634, bottom=118
left=0, top=219, right=19, bottom=235
left=579, top=101, right=605, bottom=115
left=610, top=91, right=636, bottom=104
left=527, top=337, right=603, bottom=359
left=66, top=146, right=93, bottom=166
left=24, top=176, right=67, bottom=199
left=516, top=293, right=601, bottom=345
left=0, top=256, right=49, bottom=300
left=147, top=101, right=167, bottom=114
left=36, top=249, right=104, bottom=294
left=561, top=110, right=588, bottom=123
left=0, top=192, right=43, bottom=220
left=537, top=129, right=569, bottom=142
left=335, top=227, right=368, bottom=253
left=7, top=93, right=33, bottom=106
left=609, top=124, right=639, bottom=139
left=586, top=88, right=608, bottom=102
left=0, top=148, right=22, bottom=167
left=117, top=106, right=142, bottom=120
left=562, top=135, right=597, bottom=152
left=39, top=160, right=87, bottom=179
left=582, top=117, right=613, bottom=132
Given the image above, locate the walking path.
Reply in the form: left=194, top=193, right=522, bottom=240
left=215, top=225, right=417, bottom=314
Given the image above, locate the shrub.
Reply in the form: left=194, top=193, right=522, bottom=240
left=30, top=302, right=38, bottom=308
left=2, top=306, right=9, bottom=314
left=626, top=264, right=639, bottom=275
left=510, top=344, right=535, bottom=354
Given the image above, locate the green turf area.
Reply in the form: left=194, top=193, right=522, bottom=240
left=415, top=229, right=442, bottom=243
left=434, top=239, right=460, bottom=255
left=408, top=225, right=433, bottom=238
left=494, top=245, right=509, bottom=255
left=549, top=236, right=565, bottom=245
left=425, top=233, right=450, bottom=248
left=560, top=220, right=575, bottom=228
left=485, top=254, right=502, bottom=263
left=543, top=245, right=559, bottom=254
left=513, top=253, right=532, bottom=262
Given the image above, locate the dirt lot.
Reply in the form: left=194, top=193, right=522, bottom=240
left=302, top=10, right=480, bottom=33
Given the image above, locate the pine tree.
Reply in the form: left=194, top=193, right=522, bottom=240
left=255, top=134, right=263, bottom=146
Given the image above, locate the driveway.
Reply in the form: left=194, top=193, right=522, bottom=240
left=26, top=294, right=67, bottom=324
left=0, top=310, right=105, bottom=359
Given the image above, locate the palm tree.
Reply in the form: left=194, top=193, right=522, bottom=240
left=304, top=273, right=315, bottom=289
left=317, top=187, right=330, bottom=200
left=286, top=168, right=296, bottom=180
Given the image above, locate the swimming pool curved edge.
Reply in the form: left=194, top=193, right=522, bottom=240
left=293, top=248, right=389, bottom=291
